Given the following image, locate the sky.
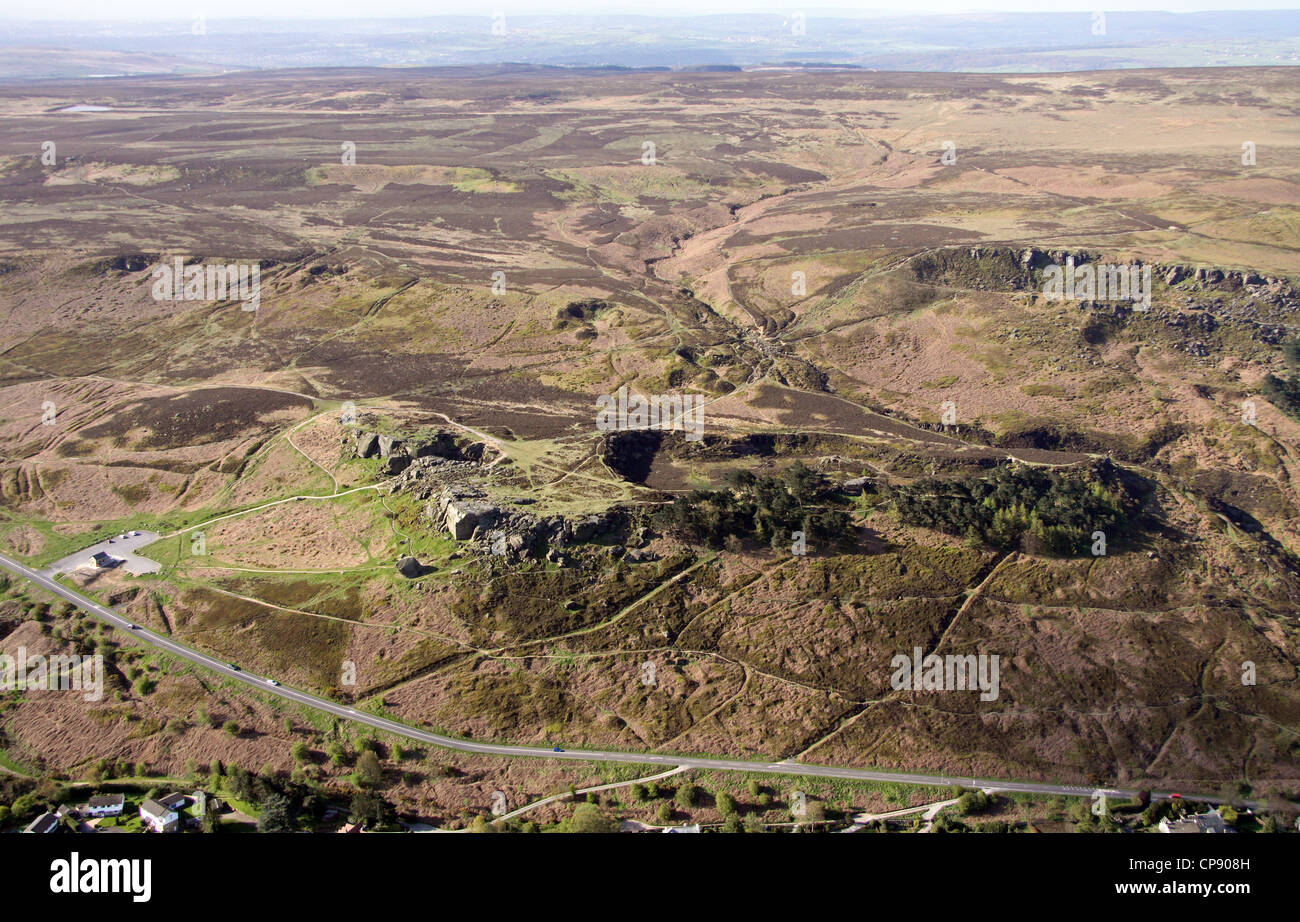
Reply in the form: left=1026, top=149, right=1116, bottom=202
left=1, top=0, right=1296, bottom=21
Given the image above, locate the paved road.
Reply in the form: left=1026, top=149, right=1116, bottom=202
left=0, top=550, right=1250, bottom=808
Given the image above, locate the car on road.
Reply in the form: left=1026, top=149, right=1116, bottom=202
left=552, top=746, right=564, bottom=752
left=268, top=679, right=280, bottom=686
left=125, top=623, right=136, bottom=630
left=227, top=663, right=240, bottom=670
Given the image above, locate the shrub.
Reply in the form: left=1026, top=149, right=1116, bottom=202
left=567, top=803, right=618, bottom=834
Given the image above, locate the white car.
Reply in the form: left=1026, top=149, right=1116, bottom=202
left=268, top=679, right=280, bottom=687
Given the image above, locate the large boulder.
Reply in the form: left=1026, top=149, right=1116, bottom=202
left=445, top=499, right=500, bottom=541
left=377, top=435, right=403, bottom=458
left=381, top=449, right=411, bottom=476
left=354, top=432, right=380, bottom=459
left=396, top=556, right=427, bottom=578
left=562, top=510, right=626, bottom=544
left=838, top=476, right=874, bottom=496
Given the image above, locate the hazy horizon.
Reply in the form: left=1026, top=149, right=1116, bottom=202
left=3, top=2, right=1299, bottom=23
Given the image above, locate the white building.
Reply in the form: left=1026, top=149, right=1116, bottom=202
left=140, top=798, right=179, bottom=833
left=84, top=794, right=124, bottom=817
left=1159, top=809, right=1229, bottom=834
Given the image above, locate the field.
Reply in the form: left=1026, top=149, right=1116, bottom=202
left=1, top=64, right=1299, bottom=828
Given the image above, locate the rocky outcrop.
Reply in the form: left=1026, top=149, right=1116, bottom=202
left=838, top=476, right=874, bottom=496
left=388, top=455, right=478, bottom=500
left=445, top=499, right=500, bottom=541
left=354, top=428, right=477, bottom=464
left=426, top=486, right=501, bottom=541
left=562, top=510, right=626, bottom=544
left=411, top=432, right=463, bottom=461
left=421, top=483, right=638, bottom=561
left=382, top=453, right=411, bottom=475
left=354, top=431, right=380, bottom=459
left=377, top=433, right=643, bottom=560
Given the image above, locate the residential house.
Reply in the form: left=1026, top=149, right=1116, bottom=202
left=1159, top=809, right=1230, bottom=834
left=158, top=792, right=188, bottom=811
left=84, top=794, right=125, bottom=817
left=23, top=812, right=59, bottom=834
left=139, top=798, right=179, bottom=833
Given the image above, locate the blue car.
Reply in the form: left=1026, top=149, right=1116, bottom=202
left=552, top=746, right=564, bottom=752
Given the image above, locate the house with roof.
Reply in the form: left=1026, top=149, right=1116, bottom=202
left=1159, top=809, right=1230, bottom=834
left=23, top=812, right=59, bottom=834
left=140, top=798, right=179, bottom=833
left=158, top=792, right=188, bottom=811
left=90, top=551, right=120, bottom=570
left=84, top=794, right=124, bottom=817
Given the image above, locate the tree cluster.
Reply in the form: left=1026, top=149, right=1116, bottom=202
left=889, top=459, right=1140, bottom=556
left=652, top=462, right=852, bottom=550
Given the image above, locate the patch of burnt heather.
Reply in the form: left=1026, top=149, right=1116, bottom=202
left=66, top=253, right=157, bottom=276
left=1190, top=468, right=1297, bottom=521
left=993, top=420, right=1185, bottom=465
left=79, top=387, right=312, bottom=450
left=648, top=430, right=872, bottom=462
left=907, top=410, right=1179, bottom=466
